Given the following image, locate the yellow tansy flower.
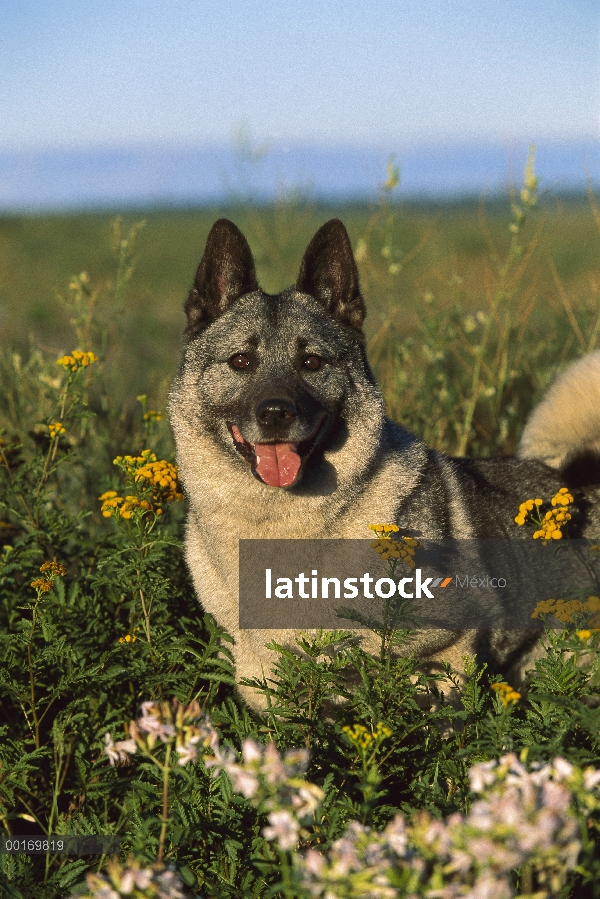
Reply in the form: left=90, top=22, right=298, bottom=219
left=551, top=487, right=574, bottom=506
left=31, top=560, right=66, bottom=595
left=57, top=350, right=98, bottom=372
left=491, top=682, right=521, bottom=707
left=48, top=422, right=66, bottom=438
left=342, top=722, right=392, bottom=751
left=30, top=578, right=51, bottom=593
left=40, top=561, right=66, bottom=576
left=100, top=450, right=184, bottom=520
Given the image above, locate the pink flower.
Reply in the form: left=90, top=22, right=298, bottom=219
left=119, top=866, right=152, bottom=891
left=137, top=704, right=175, bottom=743
left=104, top=733, right=136, bottom=766
left=468, top=759, right=497, bottom=794
left=552, top=758, right=574, bottom=782
left=241, top=739, right=263, bottom=764
left=262, top=742, right=287, bottom=785
left=291, top=784, right=323, bottom=819
left=231, top=768, right=259, bottom=799
left=176, top=736, right=200, bottom=767
left=383, top=815, right=408, bottom=857
left=584, top=768, right=600, bottom=791
left=262, top=810, right=299, bottom=850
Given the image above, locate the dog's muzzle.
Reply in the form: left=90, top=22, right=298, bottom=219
left=228, top=412, right=325, bottom=488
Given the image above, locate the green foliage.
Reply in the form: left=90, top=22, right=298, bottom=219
left=1, top=160, right=600, bottom=897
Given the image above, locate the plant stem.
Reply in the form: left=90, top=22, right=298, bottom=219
left=27, top=598, right=41, bottom=749
left=139, top=586, right=152, bottom=643
left=157, top=742, right=172, bottom=864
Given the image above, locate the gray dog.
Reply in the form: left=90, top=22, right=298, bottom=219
left=169, top=218, right=600, bottom=709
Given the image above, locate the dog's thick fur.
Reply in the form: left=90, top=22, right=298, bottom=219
left=169, top=218, right=600, bottom=709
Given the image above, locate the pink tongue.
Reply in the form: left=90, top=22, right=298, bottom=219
left=254, top=443, right=301, bottom=487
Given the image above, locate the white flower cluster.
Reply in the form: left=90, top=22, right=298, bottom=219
left=100, top=704, right=600, bottom=898
left=297, top=753, right=600, bottom=899
left=301, top=817, right=408, bottom=899
left=79, top=857, right=187, bottom=899
left=104, top=699, right=218, bottom=768
left=205, top=738, right=324, bottom=851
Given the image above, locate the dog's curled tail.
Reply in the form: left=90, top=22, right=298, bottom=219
left=519, top=350, right=600, bottom=475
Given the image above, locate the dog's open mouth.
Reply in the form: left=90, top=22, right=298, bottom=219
left=228, top=423, right=322, bottom=488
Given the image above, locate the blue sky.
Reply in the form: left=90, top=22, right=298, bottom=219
left=1, top=0, right=599, bottom=152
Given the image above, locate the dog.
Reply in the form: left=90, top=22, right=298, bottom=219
left=169, top=218, right=600, bottom=710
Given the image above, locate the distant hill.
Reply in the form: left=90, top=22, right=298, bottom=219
left=0, top=139, right=598, bottom=212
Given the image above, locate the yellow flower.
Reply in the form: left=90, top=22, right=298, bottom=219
left=57, top=350, right=98, bottom=372
left=40, top=561, right=66, bottom=576
left=369, top=523, right=399, bottom=534
left=532, top=505, right=572, bottom=541
left=577, top=630, right=592, bottom=641
left=515, top=492, right=573, bottom=541
left=551, top=487, right=574, bottom=507
left=130, top=453, right=184, bottom=503
left=48, top=422, right=66, bottom=438
left=532, top=598, right=590, bottom=624
left=342, top=724, right=370, bottom=749
left=342, top=722, right=392, bottom=751
left=370, top=534, right=419, bottom=568
left=491, top=682, right=521, bottom=707
left=100, top=451, right=184, bottom=521
left=30, top=578, right=51, bottom=593
left=99, top=492, right=124, bottom=518
left=118, top=634, right=137, bottom=644
left=31, top=560, right=66, bottom=595
left=373, top=722, right=392, bottom=740
left=515, top=498, right=543, bottom=526
left=555, top=600, right=585, bottom=622
left=531, top=599, right=557, bottom=619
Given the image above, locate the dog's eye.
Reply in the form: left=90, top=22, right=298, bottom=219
left=303, top=355, right=322, bottom=371
left=230, top=353, right=251, bottom=370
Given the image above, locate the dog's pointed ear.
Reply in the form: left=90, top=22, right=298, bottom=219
left=296, top=219, right=365, bottom=333
left=184, top=219, right=259, bottom=338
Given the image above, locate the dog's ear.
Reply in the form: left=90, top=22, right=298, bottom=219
left=184, top=219, right=259, bottom=338
left=296, top=219, right=365, bottom=333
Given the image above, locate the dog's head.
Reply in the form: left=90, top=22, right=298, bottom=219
left=179, top=219, right=377, bottom=489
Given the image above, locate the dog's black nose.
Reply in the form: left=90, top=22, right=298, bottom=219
left=256, top=399, right=298, bottom=430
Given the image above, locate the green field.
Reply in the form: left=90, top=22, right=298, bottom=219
left=2, top=181, right=600, bottom=898
left=1, top=188, right=599, bottom=456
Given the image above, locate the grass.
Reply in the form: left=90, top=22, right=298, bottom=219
left=1, top=187, right=599, bottom=450
left=1, top=160, right=600, bottom=897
